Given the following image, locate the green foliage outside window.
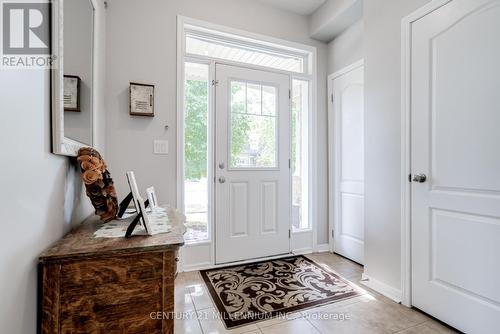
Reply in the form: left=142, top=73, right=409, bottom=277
left=185, top=79, right=279, bottom=178
left=229, top=83, right=251, bottom=167
left=184, top=80, right=208, bottom=180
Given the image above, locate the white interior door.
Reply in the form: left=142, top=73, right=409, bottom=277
left=330, top=63, right=365, bottom=264
left=215, top=64, right=291, bottom=264
left=411, top=1, right=500, bottom=333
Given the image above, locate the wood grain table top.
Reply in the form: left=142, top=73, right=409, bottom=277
left=39, top=207, right=186, bottom=262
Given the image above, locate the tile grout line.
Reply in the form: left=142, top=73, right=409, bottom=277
left=306, top=317, right=324, bottom=334
left=190, top=271, right=239, bottom=334
left=188, top=292, right=205, bottom=334
left=179, top=272, right=206, bottom=334
left=390, top=321, right=425, bottom=334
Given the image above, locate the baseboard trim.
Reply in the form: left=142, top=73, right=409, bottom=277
left=180, top=261, right=212, bottom=272
left=181, top=253, right=297, bottom=272
left=314, top=243, right=330, bottom=252
left=181, top=245, right=333, bottom=272
left=360, top=273, right=402, bottom=303
left=291, top=247, right=313, bottom=255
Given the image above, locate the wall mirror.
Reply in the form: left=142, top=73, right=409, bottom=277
left=52, top=0, right=96, bottom=156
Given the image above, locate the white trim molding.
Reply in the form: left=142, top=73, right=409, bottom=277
left=328, top=59, right=364, bottom=81
left=292, top=247, right=313, bottom=255
left=361, top=273, right=402, bottom=303
left=315, top=243, right=330, bottom=253
left=400, top=0, right=452, bottom=307
left=181, top=253, right=294, bottom=273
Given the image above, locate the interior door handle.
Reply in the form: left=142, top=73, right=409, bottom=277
left=218, top=176, right=226, bottom=184
left=412, top=173, right=427, bottom=183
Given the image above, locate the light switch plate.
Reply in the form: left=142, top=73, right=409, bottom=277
left=153, top=140, right=168, bottom=155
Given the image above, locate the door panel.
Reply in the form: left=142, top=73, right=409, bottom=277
left=229, top=182, right=249, bottom=236
left=411, top=1, right=500, bottom=332
left=331, top=64, right=365, bottom=264
left=340, top=193, right=364, bottom=242
left=261, top=181, right=278, bottom=233
left=215, top=64, right=290, bottom=264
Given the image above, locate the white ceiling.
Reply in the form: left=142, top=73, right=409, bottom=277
left=256, top=0, right=327, bottom=16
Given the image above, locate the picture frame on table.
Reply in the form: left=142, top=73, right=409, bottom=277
left=125, top=171, right=152, bottom=235
left=129, top=82, right=154, bottom=117
left=146, top=186, right=158, bottom=209
left=136, top=196, right=153, bottom=234
left=126, top=171, right=141, bottom=211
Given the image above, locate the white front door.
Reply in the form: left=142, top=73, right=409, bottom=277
left=411, top=1, right=500, bottom=333
left=215, top=64, right=291, bottom=264
left=330, top=63, right=365, bottom=264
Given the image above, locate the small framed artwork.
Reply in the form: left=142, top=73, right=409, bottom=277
left=130, top=82, right=154, bottom=116
left=146, top=186, right=158, bottom=209
left=64, top=75, right=80, bottom=112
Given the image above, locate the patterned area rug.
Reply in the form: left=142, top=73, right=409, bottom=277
left=200, top=255, right=363, bottom=328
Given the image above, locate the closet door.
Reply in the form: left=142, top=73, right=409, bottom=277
left=330, top=62, right=364, bottom=264
left=411, top=1, right=500, bottom=333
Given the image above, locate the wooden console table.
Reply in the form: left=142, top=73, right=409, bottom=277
left=38, top=207, right=186, bottom=334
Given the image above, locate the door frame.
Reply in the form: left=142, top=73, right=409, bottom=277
left=176, top=15, right=319, bottom=270
left=400, top=0, right=452, bottom=307
left=327, top=59, right=364, bottom=255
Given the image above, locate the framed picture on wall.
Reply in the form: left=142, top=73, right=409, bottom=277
left=64, top=75, right=81, bottom=112
left=130, top=82, right=154, bottom=116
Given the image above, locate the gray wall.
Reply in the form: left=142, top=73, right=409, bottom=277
left=0, top=69, right=80, bottom=334
left=327, top=19, right=363, bottom=74
left=363, top=0, right=430, bottom=290
left=0, top=1, right=106, bottom=333
left=105, top=0, right=330, bottom=245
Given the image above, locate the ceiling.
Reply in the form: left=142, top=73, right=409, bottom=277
left=256, top=0, right=326, bottom=16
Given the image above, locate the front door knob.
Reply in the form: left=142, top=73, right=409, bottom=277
left=218, top=176, right=226, bottom=184
left=412, top=173, right=427, bottom=183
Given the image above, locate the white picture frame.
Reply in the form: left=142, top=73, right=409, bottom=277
left=146, top=186, right=158, bottom=209
left=126, top=171, right=141, bottom=211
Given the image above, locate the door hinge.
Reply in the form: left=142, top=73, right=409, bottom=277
left=408, top=174, right=412, bottom=182
left=289, top=89, right=291, bottom=99
left=289, top=229, right=291, bottom=239
left=331, top=93, right=334, bottom=104
left=288, top=159, right=291, bottom=169
left=212, top=79, right=219, bottom=86
left=331, top=230, right=334, bottom=238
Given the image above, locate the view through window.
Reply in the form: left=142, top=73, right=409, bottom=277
left=292, top=79, right=310, bottom=230
left=183, top=62, right=210, bottom=241
left=230, top=81, right=278, bottom=169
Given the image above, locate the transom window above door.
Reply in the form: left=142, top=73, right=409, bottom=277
left=230, top=80, right=278, bottom=169
left=185, top=31, right=308, bottom=74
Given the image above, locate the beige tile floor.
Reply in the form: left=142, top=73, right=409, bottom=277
left=174, top=252, right=459, bottom=334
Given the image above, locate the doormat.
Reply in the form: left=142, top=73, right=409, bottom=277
left=200, top=255, right=363, bottom=328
